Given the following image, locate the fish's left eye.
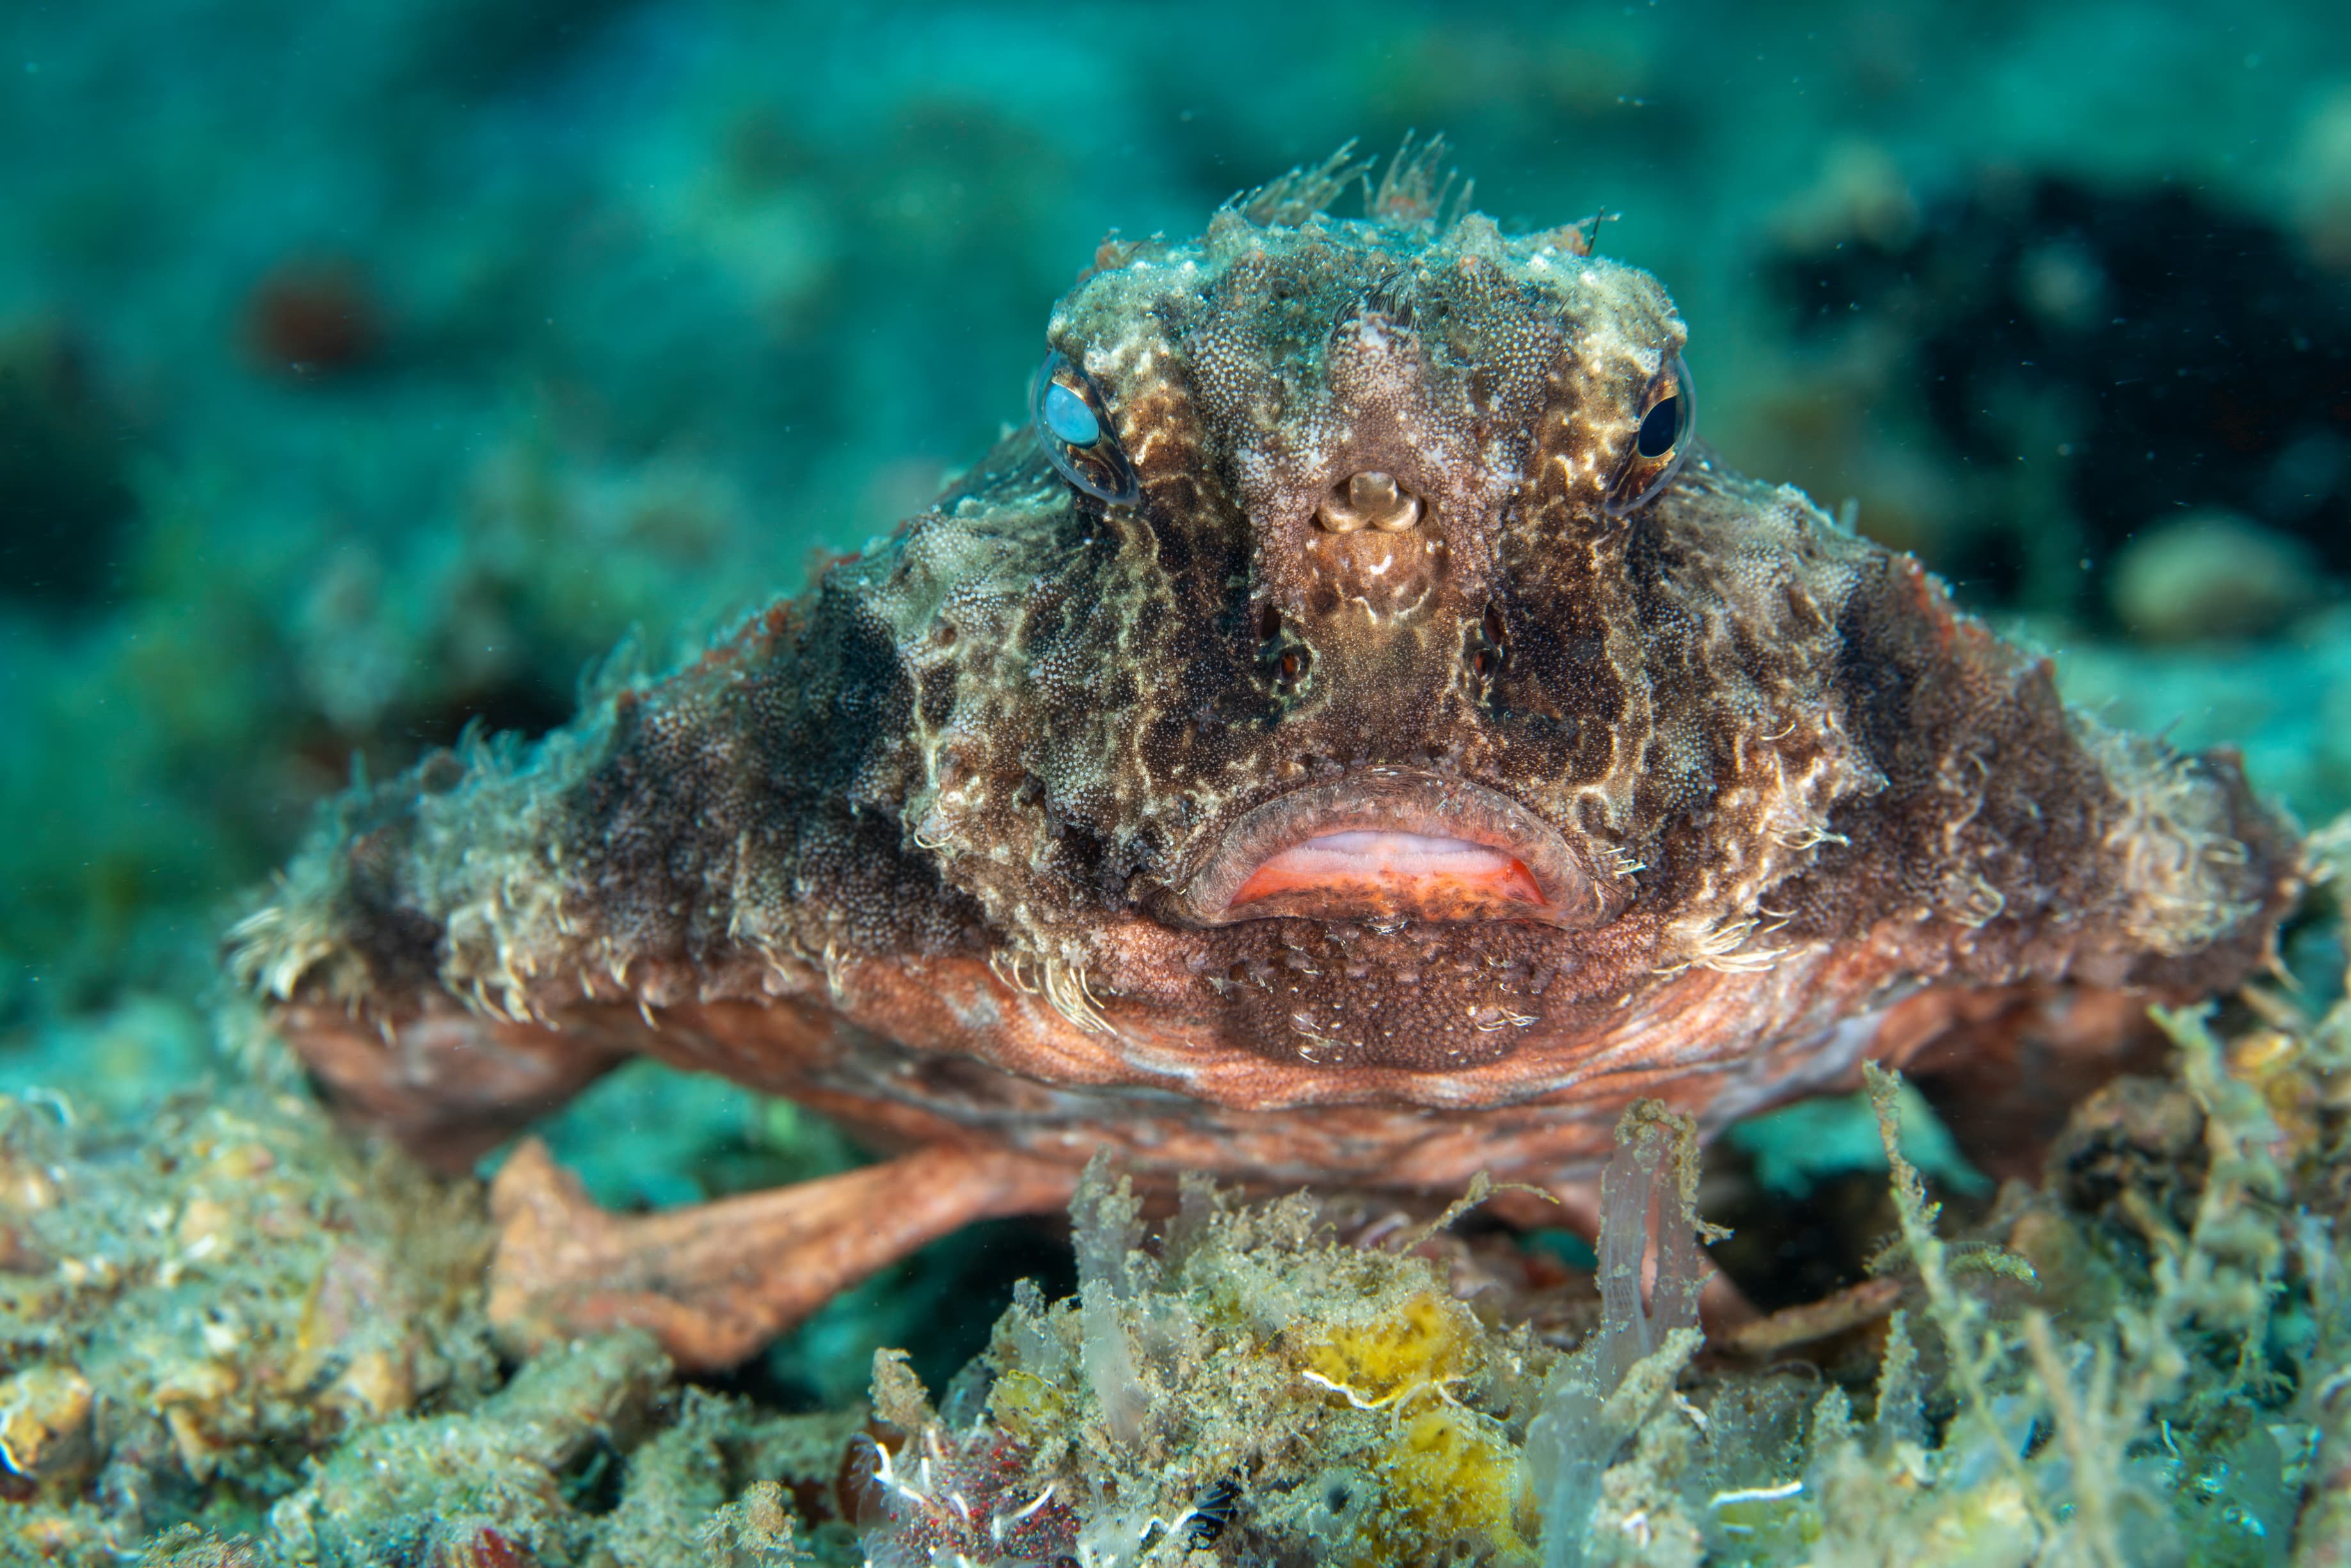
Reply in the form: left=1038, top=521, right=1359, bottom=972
left=1636, top=392, right=1683, bottom=458
left=1030, top=351, right=1141, bottom=505
left=1605, top=351, right=1696, bottom=517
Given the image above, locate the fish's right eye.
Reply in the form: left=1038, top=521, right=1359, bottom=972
left=1030, top=351, right=1140, bottom=506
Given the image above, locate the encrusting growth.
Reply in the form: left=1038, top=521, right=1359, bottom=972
left=857, top=1115, right=1733, bottom=1568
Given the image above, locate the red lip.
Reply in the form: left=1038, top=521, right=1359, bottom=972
left=1173, top=772, right=1627, bottom=928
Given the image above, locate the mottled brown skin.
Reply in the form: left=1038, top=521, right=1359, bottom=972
left=236, top=152, right=2298, bottom=1368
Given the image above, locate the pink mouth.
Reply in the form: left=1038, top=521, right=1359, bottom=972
left=1229, top=829, right=1548, bottom=912
left=1173, top=772, right=1626, bottom=927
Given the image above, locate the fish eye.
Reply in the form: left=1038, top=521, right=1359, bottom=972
left=1605, top=351, right=1696, bottom=517
left=1636, top=392, right=1683, bottom=458
left=1030, top=351, right=1140, bottom=506
left=1042, top=381, right=1100, bottom=447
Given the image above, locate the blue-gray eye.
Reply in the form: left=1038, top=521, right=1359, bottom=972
left=1029, top=351, right=1141, bottom=506
left=1042, top=382, right=1100, bottom=447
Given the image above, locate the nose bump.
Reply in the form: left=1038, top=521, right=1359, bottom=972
left=1316, top=470, right=1425, bottom=534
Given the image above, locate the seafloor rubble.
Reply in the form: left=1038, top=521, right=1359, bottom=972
left=3, top=824, right=2347, bottom=1564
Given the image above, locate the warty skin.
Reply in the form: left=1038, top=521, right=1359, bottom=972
left=236, top=150, right=2298, bottom=1367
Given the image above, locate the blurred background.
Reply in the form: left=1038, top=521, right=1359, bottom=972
left=2, top=0, right=2348, bottom=1397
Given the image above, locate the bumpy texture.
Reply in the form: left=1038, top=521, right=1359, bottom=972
left=0, top=1086, right=498, bottom=1556
left=236, top=147, right=2297, bottom=1194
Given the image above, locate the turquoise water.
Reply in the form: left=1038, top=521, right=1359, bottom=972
left=3, top=2, right=2348, bottom=1561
